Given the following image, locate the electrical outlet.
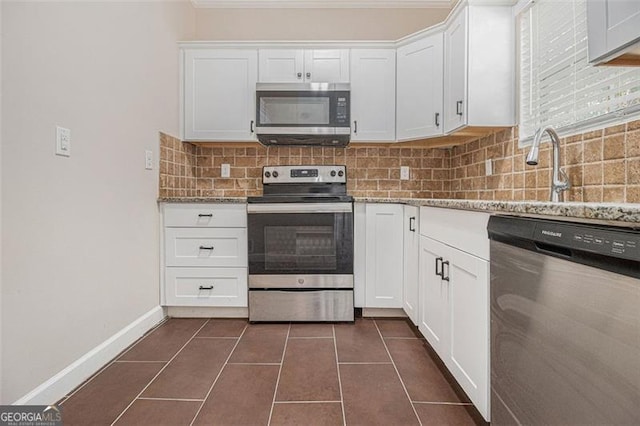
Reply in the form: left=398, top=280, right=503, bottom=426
left=400, top=166, right=410, bottom=180
left=56, top=126, right=71, bottom=157
left=145, top=150, right=153, bottom=170
left=221, top=163, right=231, bottom=178
left=485, top=159, right=493, bottom=176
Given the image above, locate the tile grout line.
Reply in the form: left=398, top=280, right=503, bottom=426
left=114, top=360, right=167, bottom=363
left=267, top=323, right=291, bottom=426
left=193, top=336, right=241, bottom=340
left=188, top=322, right=249, bottom=426
left=273, top=400, right=343, bottom=404
left=138, top=397, right=205, bottom=402
left=373, top=319, right=423, bottom=426
left=338, top=362, right=393, bottom=365
left=332, top=324, right=347, bottom=426
left=60, top=317, right=173, bottom=404
left=109, top=319, right=211, bottom=426
left=226, top=362, right=281, bottom=366
left=412, top=401, right=473, bottom=406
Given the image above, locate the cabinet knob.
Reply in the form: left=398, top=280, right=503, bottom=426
left=306, top=72, right=311, bottom=79
left=297, top=72, right=302, bottom=79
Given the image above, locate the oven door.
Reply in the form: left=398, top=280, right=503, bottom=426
left=247, top=202, right=353, bottom=278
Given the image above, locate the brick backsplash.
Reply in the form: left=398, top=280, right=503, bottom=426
left=450, top=120, right=640, bottom=203
left=159, top=136, right=451, bottom=199
left=159, top=118, right=640, bottom=203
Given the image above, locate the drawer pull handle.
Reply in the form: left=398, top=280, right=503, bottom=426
left=198, top=213, right=213, bottom=218
left=409, top=217, right=416, bottom=232
left=199, top=245, right=214, bottom=250
left=199, top=285, right=214, bottom=290
left=442, top=260, right=450, bottom=282
left=435, top=257, right=443, bottom=277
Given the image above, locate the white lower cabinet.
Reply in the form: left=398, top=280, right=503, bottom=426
left=403, top=206, right=419, bottom=325
left=354, top=203, right=405, bottom=309
left=162, top=203, right=248, bottom=307
left=418, top=207, right=490, bottom=421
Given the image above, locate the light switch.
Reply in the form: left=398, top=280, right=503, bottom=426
left=145, top=150, right=153, bottom=170
left=221, top=163, right=231, bottom=178
left=485, top=159, right=493, bottom=176
left=400, top=166, right=410, bottom=180
left=56, top=126, right=71, bottom=157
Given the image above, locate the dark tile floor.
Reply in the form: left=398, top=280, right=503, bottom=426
left=60, top=318, right=481, bottom=426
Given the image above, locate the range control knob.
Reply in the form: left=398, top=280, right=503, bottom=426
left=338, top=170, right=344, bottom=177
left=272, top=171, right=279, bottom=178
left=330, top=170, right=337, bottom=177
left=264, top=171, right=271, bottom=178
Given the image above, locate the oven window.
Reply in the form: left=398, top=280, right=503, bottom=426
left=259, top=97, right=330, bottom=125
left=264, top=226, right=336, bottom=271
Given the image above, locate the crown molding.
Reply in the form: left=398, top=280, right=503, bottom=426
left=190, top=0, right=456, bottom=8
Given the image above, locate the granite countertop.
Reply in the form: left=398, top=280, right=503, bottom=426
left=355, top=198, right=640, bottom=225
left=158, top=197, right=640, bottom=225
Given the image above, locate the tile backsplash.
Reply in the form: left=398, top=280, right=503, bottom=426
left=160, top=119, right=640, bottom=203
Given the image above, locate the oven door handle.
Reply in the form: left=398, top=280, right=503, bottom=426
left=247, top=203, right=353, bottom=214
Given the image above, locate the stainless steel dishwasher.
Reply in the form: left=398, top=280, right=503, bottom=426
left=488, top=215, right=640, bottom=425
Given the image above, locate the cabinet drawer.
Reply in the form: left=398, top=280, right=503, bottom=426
left=165, top=267, right=247, bottom=307
left=165, top=228, right=247, bottom=267
left=163, top=203, right=247, bottom=228
left=419, top=206, right=490, bottom=260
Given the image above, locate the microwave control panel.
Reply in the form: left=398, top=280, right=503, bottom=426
left=335, top=95, right=349, bottom=127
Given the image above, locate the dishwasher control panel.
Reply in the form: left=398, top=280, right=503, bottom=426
left=534, top=222, right=640, bottom=262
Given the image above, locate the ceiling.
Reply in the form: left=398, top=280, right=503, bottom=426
left=190, top=0, right=456, bottom=8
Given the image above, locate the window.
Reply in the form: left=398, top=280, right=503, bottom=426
left=519, top=0, right=640, bottom=144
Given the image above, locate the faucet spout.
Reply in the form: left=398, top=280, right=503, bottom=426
left=526, top=126, right=570, bottom=202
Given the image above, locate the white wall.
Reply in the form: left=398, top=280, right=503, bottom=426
left=1, top=1, right=194, bottom=403
left=194, top=7, right=451, bottom=40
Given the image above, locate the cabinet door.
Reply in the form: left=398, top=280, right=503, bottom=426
left=446, top=247, right=489, bottom=420
left=365, top=204, right=404, bottom=308
left=396, top=33, right=444, bottom=141
left=304, top=49, right=350, bottom=83
left=258, top=49, right=305, bottom=82
left=418, top=236, right=448, bottom=356
left=183, top=49, right=258, bottom=141
left=350, top=49, right=396, bottom=142
left=444, top=8, right=468, bottom=134
left=403, top=206, right=419, bottom=325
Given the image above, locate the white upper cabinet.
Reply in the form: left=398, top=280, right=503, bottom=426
left=350, top=49, right=396, bottom=142
left=259, top=49, right=349, bottom=83
left=396, top=32, right=444, bottom=141
left=444, top=5, right=515, bottom=134
left=258, top=49, right=305, bottom=82
left=588, top=0, right=640, bottom=64
left=183, top=49, right=258, bottom=141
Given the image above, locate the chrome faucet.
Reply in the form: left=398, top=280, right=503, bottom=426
left=526, top=126, right=570, bottom=202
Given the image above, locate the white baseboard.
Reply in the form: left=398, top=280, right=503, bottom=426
left=167, top=306, right=248, bottom=318
left=362, top=307, right=408, bottom=318
left=14, top=306, right=166, bottom=405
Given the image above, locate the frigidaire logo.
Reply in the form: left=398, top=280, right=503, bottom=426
left=541, top=230, right=562, bottom=238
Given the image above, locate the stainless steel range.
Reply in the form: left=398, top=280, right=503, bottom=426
left=247, top=165, right=354, bottom=322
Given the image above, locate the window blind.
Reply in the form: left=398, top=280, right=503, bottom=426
left=519, top=0, right=640, bottom=144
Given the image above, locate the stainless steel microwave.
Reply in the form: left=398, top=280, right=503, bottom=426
left=255, top=83, right=351, bottom=147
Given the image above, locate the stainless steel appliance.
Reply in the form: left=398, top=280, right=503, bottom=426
left=255, top=83, right=350, bottom=147
left=488, top=215, right=640, bottom=425
left=247, top=165, right=354, bottom=322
